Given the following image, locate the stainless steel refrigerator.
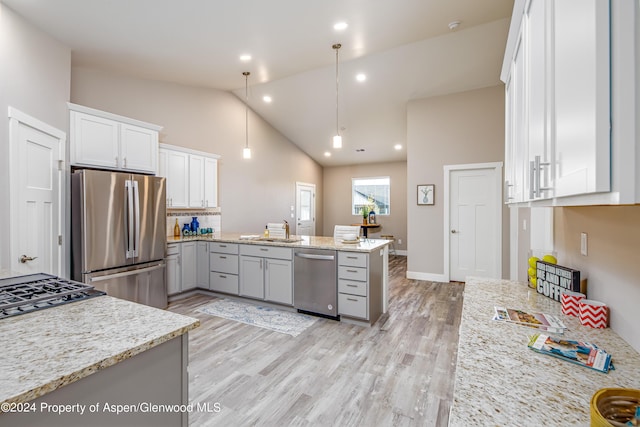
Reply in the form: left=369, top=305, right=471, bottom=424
left=71, top=169, right=167, bottom=308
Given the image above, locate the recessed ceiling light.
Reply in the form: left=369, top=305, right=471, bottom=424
left=240, top=54, right=252, bottom=61
left=324, top=151, right=332, bottom=157
left=356, top=73, right=367, bottom=82
left=394, top=144, right=402, bottom=150
left=334, top=22, right=348, bottom=31
left=263, top=95, right=272, bottom=103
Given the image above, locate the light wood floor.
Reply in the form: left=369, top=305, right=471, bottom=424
left=168, top=256, right=465, bottom=426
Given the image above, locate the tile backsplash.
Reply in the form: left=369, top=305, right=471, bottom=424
left=166, top=209, right=221, bottom=236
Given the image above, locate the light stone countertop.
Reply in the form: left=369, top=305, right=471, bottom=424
left=449, top=276, right=640, bottom=426
left=0, top=294, right=199, bottom=405
left=166, top=233, right=390, bottom=253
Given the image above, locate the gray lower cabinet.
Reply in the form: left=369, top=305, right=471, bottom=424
left=239, top=245, right=293, bottom=305
left=166, top=243, right=181, bottom=295
left=337, top=251, right=383, bottom=324
left=181, top=241, right=197, bottom=291
left=209, top=242, right=239, bottom=295
left=196, top=241, right=209, bottom=288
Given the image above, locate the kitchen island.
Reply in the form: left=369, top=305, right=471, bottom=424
left=449, top=277, right=640, bottom=426
left=0, top=289, right=199, bottom=427
left=167, top=233, right=390, bottom=325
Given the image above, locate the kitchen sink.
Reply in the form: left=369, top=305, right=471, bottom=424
left=256, top=237, right=302, bottom=243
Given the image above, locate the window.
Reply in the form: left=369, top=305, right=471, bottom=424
left=352, top=177, right=390, bottom=215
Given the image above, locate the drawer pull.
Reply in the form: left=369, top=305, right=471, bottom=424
left=219, top=256, right=227, bottom=259
left=219, top=244, right=227, bottom=247
left=347, top=256, right=358, bottom=259
left=219, top=275, right=227, bottom=278
left=260, top=248, right=269, bottom=251
left=347, top=269, right=358, bottom=273
left=346, top=284, right=357, bottom=287
left=347, top=298, right=358, bottom=302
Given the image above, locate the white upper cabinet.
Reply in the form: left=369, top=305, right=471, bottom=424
left=203, top=157, right=218, bottom=208
left=158, top=148, right=189, bottom=208
left=500, top=0, right=637, bottom=206
left=188, top=154, right=204, bottom=208
left=69, top=103, right=161, bottom=174
left=159, top=144, right=219, bottom=209
left=552, top=0, right=610, bottom=198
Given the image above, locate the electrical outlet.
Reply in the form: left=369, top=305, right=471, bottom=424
left=398, top=238, right=402, bottom=245
left=523, top=219, right=527, bottom=231
left=580, top=232, right=588, bottom=256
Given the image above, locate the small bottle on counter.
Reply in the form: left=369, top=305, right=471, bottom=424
left=264, top=225, right=269, bottom=238
left=173, top=218, right=180, bottom=237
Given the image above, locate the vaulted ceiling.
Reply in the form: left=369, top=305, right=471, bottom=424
left=3, top=0, right=514, bottom=166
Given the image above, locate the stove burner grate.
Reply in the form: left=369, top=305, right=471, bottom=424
left=0, top=273, right=105, bottom=320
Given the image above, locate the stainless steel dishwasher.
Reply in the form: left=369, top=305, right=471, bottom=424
left=294, top=248, right=338, bottom=318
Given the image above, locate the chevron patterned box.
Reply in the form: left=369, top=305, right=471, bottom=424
left=579, top=300, right=609, bottom=329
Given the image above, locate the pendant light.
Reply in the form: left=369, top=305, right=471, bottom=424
left=332, top=43, right=342, bottom=149
left=242, top=71, right=252, bottom=159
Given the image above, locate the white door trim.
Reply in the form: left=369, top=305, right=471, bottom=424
left=443, top=162, right=503, bottom=282
left=8, top=106, right=66, bottom=276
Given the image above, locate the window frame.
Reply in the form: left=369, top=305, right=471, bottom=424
left=351, top=176, right=391, bottom=216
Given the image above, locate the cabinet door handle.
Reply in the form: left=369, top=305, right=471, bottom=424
left=123, top=157, right=127, bottom=168
left=265, top=260, right=268, bottom=270
left=529, top=160, right=537, bottom=199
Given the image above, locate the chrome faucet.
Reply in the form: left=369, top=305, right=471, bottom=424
left=282, top=220, right=290, bottom=239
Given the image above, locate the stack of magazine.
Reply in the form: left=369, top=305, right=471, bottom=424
left=493, top=307, right=567, bottom=334
left=528, top=333, right=614, bottom=373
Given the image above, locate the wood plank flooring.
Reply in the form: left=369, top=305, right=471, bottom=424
left=168, top=256, right=465, bottom=426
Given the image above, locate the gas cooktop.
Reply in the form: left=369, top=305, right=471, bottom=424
left=0, top=273, right=105, bottom=320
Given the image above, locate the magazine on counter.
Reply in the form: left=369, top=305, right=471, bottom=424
left=493, top=306, right=567, bottom=333
left=528, top=333, right=614, bottom=373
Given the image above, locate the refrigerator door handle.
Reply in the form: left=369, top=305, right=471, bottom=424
left=132, top=180, right=140, bottom=258
left=125, top=180, right=135, bottom=259
left=88, top=263, right=165, bottom=282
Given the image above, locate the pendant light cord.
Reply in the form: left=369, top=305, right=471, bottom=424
left=243, top=71, right=250, bottom=149
left=333, top=44, right=341, bottom=137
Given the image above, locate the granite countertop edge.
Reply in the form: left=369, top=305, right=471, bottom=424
left=0, top=296, right=200, bottom=405
left=166, top=233, right=390, bottom=253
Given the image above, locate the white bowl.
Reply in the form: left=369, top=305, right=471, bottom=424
left=343, top=233, right=358, bottom=241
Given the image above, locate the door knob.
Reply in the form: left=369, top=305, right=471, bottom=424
left=20, top=255, right=38, bottom=263
left=451, top=229, right=457, bottom=234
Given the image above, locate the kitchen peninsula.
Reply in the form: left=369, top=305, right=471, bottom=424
left=167, top=233, right=390, bottom=325
left=0, top=278, right=199, bottom=427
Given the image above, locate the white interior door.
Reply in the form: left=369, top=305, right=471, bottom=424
left=446, top=163, right=502, bottom=282
left=295, top=182, right=315, bottom=236
left=9, top=108, right=65, bottom=276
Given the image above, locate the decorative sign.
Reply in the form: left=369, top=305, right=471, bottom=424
left=535, top=261, right=580, bottom=302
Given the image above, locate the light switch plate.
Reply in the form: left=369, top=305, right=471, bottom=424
left=580, top=232, right=588, bottom=256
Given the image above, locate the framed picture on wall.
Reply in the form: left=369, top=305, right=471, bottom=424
left=417, top=184, right=434, bottom=205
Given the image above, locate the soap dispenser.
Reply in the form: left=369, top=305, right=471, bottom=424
left=264, top=225, right=269, bottom=238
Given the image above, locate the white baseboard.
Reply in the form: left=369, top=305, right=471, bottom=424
left=406, top=271, right=447, bottom=283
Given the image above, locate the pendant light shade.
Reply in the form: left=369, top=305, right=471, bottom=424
left=332, top=43, right=342, bottom=149
left=242, top=71, right=252, bottom=159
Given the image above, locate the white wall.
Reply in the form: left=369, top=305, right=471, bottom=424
left=406, top=85, right=508, bottom=280
left=70, top=67, right=323, bottom=235
left=0, top=3, right=71, bottom=271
